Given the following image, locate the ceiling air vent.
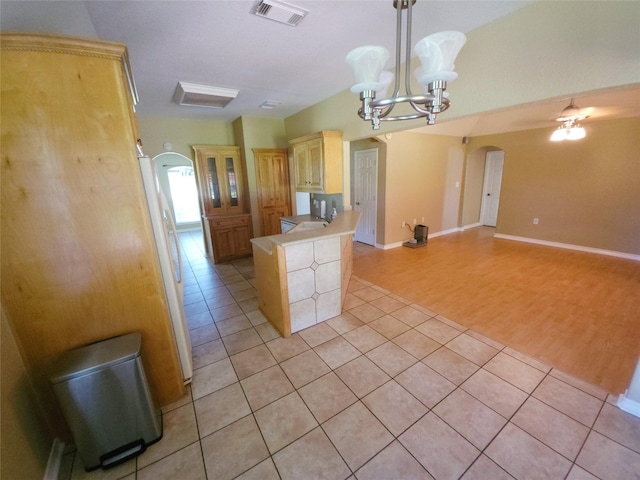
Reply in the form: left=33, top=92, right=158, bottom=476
left=173, top=82, right=239, bottom=109
left=251, top=0, right=309, bottom=27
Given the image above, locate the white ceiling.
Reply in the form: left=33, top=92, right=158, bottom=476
left=2, top=0, right=639, bottom=137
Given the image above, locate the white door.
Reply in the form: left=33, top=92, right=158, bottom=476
left=353, top=148, right=378, bottom=245
left=480, top=151, right=504, bottom=227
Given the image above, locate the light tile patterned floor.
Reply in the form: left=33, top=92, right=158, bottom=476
left=61, top=231, right=640, bottom=480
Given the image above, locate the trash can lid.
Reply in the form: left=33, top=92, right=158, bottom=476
left=50, top=332, right=142, bottom=384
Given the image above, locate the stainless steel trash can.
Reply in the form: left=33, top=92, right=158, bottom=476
left=50, top=332, right=162, bottom=471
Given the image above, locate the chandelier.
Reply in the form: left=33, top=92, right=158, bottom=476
left=550, top=99, right=588, bottom=141
left=346, top=0, right=466, bottom=130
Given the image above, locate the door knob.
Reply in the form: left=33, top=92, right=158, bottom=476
left=356, top=202, right=360, bottom=205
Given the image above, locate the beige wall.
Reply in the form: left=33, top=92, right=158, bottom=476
left=1, top=305, right=53, bottom=479
left=232, top=116, right=288, bottom=237
left=138, top=116, right=235, bottom=159
left=285, top=1, right=640, bottom=141
left=466, top=118, right=640, bottom=254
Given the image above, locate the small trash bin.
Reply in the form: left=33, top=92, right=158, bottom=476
left=50, top=332, right=162, bottom=471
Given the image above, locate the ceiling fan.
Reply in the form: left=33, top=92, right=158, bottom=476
left=550, top=98, right=590, bottom=141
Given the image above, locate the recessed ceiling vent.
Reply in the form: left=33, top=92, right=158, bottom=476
left=173, top=82, right=239, bottom=109
left=251, top=0, right=309, bottom=27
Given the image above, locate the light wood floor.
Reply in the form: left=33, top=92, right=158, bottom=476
left=352, top=227, right=640, bottom=394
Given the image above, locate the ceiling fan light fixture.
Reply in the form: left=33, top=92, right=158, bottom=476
left=550, top=99, right=588, bottom=141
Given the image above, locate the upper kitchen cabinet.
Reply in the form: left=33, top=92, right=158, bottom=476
left=193, top=145, right=245, bottom=216
left=1, top=33, right=185, bottom=437
left=290, top=130, right=343, bottom=193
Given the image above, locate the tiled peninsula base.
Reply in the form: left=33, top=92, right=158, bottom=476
left=251, top=211, right=359, bottom=338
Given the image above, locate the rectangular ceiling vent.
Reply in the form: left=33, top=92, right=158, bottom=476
left=173, top=82, right=239, bottom=109
left=251, top=0, right=309, bottom=27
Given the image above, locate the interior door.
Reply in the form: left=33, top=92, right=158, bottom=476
left=353, top=148, right=378, bottom=245
left=480, top=150, right=504, bottom=227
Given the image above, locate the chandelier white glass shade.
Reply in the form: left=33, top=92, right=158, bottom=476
left=550, top=99, right=588, bottom=141
left=346, top=0, right=466, bottom=130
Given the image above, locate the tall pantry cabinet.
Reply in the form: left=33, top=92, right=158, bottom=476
left=1, top=34, right=185, bottom=437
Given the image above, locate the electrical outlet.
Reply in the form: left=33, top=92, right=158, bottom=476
left=413, top=218, right=417, bottom=225
left=402, top=221, right=405, bottom=228
left=421, top=217, right=424, bottom=223
left=533, top=217, right=539, bottom=225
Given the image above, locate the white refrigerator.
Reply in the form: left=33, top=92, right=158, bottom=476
left=139, top=156, right=193, bottom=384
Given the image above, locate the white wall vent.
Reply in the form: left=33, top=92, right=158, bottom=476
left=251, top=0, right=309, bottom=27
left=172, top=82, right=239, bottom=109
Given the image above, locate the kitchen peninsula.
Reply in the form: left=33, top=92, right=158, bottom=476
left=251, top=211, right=360, bottom=337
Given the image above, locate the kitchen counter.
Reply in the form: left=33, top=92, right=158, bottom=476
left=250, top=211, right=360, bottom=337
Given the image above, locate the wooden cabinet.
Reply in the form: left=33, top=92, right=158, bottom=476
left=206, top=214, right=253, bottom=263
left=0, top=33, right=185, bottom=437
left=290, top=130, right=344, bottom=193
left=193, top=145, right=245, bottom=216
left=254, top=148, right=291, bottom=236
left=193, top=145, right=253, bottom=263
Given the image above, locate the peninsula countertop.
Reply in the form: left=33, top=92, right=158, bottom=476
left=251, top=210, right=361, bottom=254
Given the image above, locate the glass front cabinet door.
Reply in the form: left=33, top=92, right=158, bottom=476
left=193, top=146, right=244, bottom=216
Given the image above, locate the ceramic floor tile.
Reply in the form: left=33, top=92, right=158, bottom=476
left=323, top=402, right=394, bottom=471
left=532, top=375, right=604, bottom=427
left=186, top=311, right=214, bottom=330
left=485, top=423, right=573, bottom=480
left=511, top=396, right=589, bottom=460
left=347, top=277, right=370, bottom=292
left=369, top=295, right=407, bottom=314
left=502, top=347, right=551, bottom=373
left=240, top=365, right=295, bottom=411
left=415, top=318, right=462, bottom=344
left=136, top=442, right=205, bottom=480
left=161, top=384, right=193, bottom=413
left=565, top=465, right=600, bottom=480
left=395, top=362, right=456, bottom=408
left=211, top=303, right=244, bottom=322
left=433, top=388, right=507, bottom=450
left=246, top=309, right=268, bottom=326
left=352, top=286, right=387, bottom=302
left=592, top=402, right=640, bottom=453
left=297, top=321, right=339, bottom=347
left=194, top=382, right=251, bottom=437
left=465, top=330, right=505, bottom=351
left=362, top=380, right=428, bottom=436
left=392, top=329, right=441, bottom=359
left=137, top=403, right=199, bottom=469
left=399, top=412, right=480, bottom=480
left=272, top=427, right=351, bottom=480
left=279, top=349, right=331, bottom=388
left=461, top=369, right=529, bottom=418
left=254, top=392, right=318, bottom=454
left=191, top=357, right=238, bottom=400
left=192, top=338, right=228, bottom=369
left=254, top=321, right=280, bottom=342
left=435, top=314, right=467, bottom=332
left=549, top=369, right=609, bottom=401
left=70, top=452, right=136, bottom=479
left=355, top=441, right=434, bottom=480
left=188, top=323, right=220, bottom=347
left=343, top=325, right=388, bottom=353
left=266, top=333, right=310, bottom=362
left=390, top=305, right=433, bottom=328
left=298, top=372, right=358, bottom=423
left=326, top=311, right=365, bottom=334
left=201, top=415, right=269, bottom=480
left=215, top=314, right=253, bottom=337
left=234, top=458, right=280, bottom=480
left=423, top=347, right=479, bottom=385
left=445, top=333, right=499, bottom=366
left=314, top=336, right=362, bottom=369
left=348, top=302, right=386, bottom=323
left=221, top=327, right=263, bottom=355
left=229, top=344, right=277, bottom=380
left=344, top=292, right=367, bottom=310
left=368, top=315, right=411, bottom=339
left=460, top=454, right=514, bottom=480
left=483, top=351, right=547, bottom=393
left=335, top=355, right=391, bottom=398
left=366, top=341, right=418, bottom=377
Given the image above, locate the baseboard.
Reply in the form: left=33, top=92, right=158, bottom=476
left=493, top=233, right=640, bottom=262
left=617, top=393, right=640, bottom=418
left=43, top=438, right=65, bottom=480
left=462, top=222, right=483, bottom=230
